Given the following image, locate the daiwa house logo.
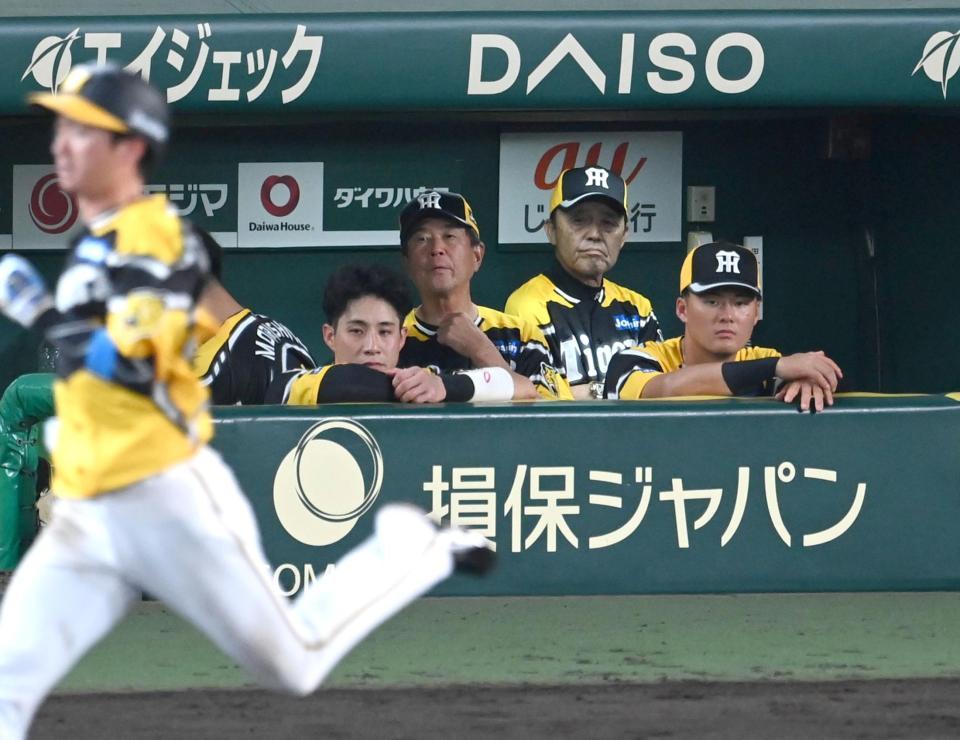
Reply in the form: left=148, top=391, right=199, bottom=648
left=913, top=30, right=960, bottom=98
left=22, top=28, right=81, bottom=92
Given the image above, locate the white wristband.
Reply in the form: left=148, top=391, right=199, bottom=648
left=461, top=367, right=514, bottom=401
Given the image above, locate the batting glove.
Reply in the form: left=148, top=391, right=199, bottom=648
left=0, top=253, right=54, bottom=328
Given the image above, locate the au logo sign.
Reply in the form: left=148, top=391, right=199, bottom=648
left=273, top=419, right=384, bottom=546
left=498, top=131, right=682, bottom=244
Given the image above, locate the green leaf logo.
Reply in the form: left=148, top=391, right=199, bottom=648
left=913, top=30, right=960, bottom=98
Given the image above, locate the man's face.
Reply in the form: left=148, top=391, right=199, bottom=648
left=677, top=288, right=760, bottom=359
left=545, top=199, right=628, bottom=286
left=323, top=295, right=407, bottom=371
left=51, top=117, right=138, bottom=197
left=403, top=217, right=483, bottom=300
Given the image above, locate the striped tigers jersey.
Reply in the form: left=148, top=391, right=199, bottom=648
left=505, top=262, right=661, bottom=389
left=399, top=305, right=572, bottom=400
left=194, top=308, right=315, bottom=405
left=45, top=195, right=214, bottom=498
left=604, top=336, right=782, bottom=400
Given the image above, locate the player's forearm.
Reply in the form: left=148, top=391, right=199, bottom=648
left=466, top=340, right=510, bottom=370
left=510, top=373, right=538, bottom=400
left=640, top=364, right=731, bottom=398
left=570, top=383, right=595, bottom=400
left=642, top=358, right=781, bottom=398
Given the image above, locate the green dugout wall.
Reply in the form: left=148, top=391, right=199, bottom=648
left=220, top=395, right=960, bottom=596
left=2, top=375, right=958, bottom=591
left=0, top=8, right=958, bottom=395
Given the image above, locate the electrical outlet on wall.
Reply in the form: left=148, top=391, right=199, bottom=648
left=686, top=186, right=716, bottom=222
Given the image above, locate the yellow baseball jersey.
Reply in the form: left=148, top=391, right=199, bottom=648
left=605, top=336, right=781, bottom=400
left=505, top=263, right=660, bottom=388
left=274, top=365, right=333, bottom=404
left=399, top=306, right=572, bottom=400
left=48, top=195, right=213, bottom=498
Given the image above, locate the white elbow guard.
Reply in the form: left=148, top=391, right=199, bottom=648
left=461, top=367, right=515, bottom=401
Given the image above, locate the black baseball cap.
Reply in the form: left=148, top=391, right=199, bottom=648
left=550, top=166, right=628, bottom=218
left=680, top=242, right=762, bottom=298
left=28, top=63, right=169, bottom=156
left=399, top=190, right=480, bottom=248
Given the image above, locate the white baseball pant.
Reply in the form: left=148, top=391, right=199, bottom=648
left=0, top=446, right=456, bottom=738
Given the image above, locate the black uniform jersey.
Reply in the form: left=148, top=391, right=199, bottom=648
left=399, top=306, right=571, bottom=400
left=194, top=309, right=315, bottom=405
left=505, top=261, right=661, bottom=389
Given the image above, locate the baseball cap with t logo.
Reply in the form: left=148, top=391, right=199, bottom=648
left=679, top=242, right=762, bottom=298
left=549, top=166, right=628, bottom=218
left=399, top=190, right=480, bottom=249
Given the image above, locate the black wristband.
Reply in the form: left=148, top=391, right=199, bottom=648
left=440, top=373, right=475, bottom=402
left=721, top=357, right=779, bottom=396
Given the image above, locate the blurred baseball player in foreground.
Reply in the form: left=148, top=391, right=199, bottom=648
left=0, top=63, right=492, bottom=739
left=603, top=242, right=842, bottom=411
left=271, top=263, right=522, bottom=404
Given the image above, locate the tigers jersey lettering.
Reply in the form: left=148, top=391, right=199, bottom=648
left=604, top=336, right=782, bottom=400
left=48, top=195, right=213, bottom=498
left=399, top=305, right=572, bottom=400
left=195, top=309, right=315, bottom=405
left=505, top=262, right=661, bottom=388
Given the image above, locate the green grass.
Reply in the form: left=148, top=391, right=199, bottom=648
left=55, top=592, right=960, bottom=693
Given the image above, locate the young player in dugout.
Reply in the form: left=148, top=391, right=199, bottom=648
left=269, top=263, right=524, bottom=404
left=603, top=242, right=842, bottom=412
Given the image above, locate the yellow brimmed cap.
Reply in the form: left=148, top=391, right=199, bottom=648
left=28, top=63, right=169, bottom=152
